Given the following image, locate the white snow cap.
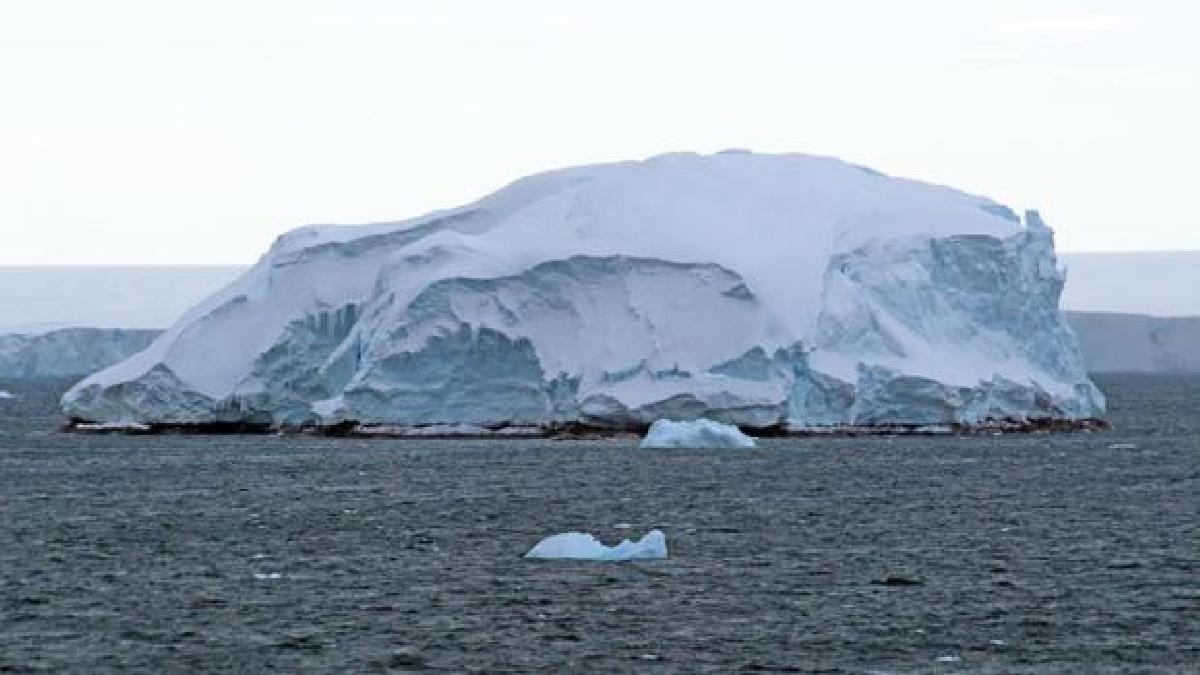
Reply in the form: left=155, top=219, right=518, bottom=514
left=525, top=530, right=667, bottom=561
left=640, top=418, right=756, bottom=448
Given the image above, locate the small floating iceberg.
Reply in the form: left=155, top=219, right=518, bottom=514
left=525, top=529, right=667, bottom=561
left=0, top=390, right=13, bottom=400
left=639, top=418, right=756, bottom=448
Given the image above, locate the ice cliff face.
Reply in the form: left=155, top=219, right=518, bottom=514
left=0, top=328, right=161, bottom=378
left=63, top=151, right=1104, bottom=430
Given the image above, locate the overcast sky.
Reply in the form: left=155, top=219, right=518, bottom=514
left=2, top=0, right=1197, bottom=264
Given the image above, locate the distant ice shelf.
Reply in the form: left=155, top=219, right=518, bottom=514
left=1065, top=312, right=1200, bottom=373
left=1, top=327, right=160, bottom=378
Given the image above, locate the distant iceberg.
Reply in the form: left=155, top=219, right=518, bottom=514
left=0, top=390, right=13, bottom=400
left=640, top=418, right=756, bottom=448
left=525, top=530, right=667, bottom=561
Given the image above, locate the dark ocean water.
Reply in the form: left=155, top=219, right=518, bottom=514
left=0, top=374, right=1196, bottom=673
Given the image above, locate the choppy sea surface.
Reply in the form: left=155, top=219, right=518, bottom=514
left=0, top=374, right=1196, bottom=672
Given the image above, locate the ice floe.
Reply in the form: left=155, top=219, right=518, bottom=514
left=73, top=421, right=151, bottom=432
left=640, top=418, right=756, bottom=448
left=525, top=529, right=667, bottom=561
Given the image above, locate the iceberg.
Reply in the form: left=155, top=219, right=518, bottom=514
left=0, top=390, right=13, bottom=400
left=62, top=151, right=1104, bottom=432
left=525, top=530, right=667, bottom=561
left=640, top=418, right=756, bottom=448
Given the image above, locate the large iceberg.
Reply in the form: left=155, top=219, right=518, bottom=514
left=63, top=151, right=1104, bottom=432
left=1065, top=312, right=1200, bottom=373
left=640, top=419, right=756, bottom=448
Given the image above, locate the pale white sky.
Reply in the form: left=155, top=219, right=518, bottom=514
left=2, top=0, right=1197, bottom=264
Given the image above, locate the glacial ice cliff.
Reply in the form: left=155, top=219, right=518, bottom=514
left=0, top=327, right=161, bottom=378
left=62, top=151, right=1105, bottom=431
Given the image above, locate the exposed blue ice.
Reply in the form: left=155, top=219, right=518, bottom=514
left=525, top=530, right=667, bottom=561
left=640, top=419, right=756, bottom=448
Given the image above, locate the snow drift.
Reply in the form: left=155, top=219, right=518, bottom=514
left=525, top=530, right=668, bottom=561
left=63, top=151, right=1104, bottom=432
left=640, top=419, right=756, bottom=448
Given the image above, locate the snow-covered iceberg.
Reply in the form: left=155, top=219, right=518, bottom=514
left=525, top=530, right=667, bottom=561
left=62, top=151, right=1104, bottom=432
left=640, top=418, right=756, bottom=448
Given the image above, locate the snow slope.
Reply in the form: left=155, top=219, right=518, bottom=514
left=63, top=151, right=1104, bottom=429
